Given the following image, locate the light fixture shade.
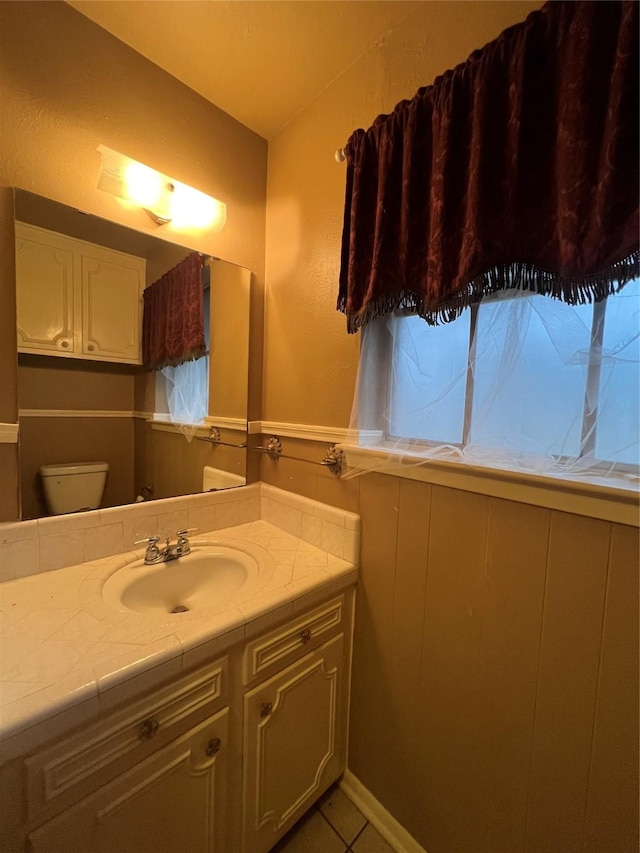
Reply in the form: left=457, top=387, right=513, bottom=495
left=97, top=145, right=226, bottom=231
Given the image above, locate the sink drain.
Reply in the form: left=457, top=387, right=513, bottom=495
left=170, top=605, right=189, bottom=614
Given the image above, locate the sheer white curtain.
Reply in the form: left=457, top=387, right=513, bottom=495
left=161, top=356, right=208, bottom=441
left=345, top=281, right=640, bottom=488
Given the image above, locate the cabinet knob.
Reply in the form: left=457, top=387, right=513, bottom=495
left=300, top=629, right=312, bottom=644
left=205, top=737, right=222, bottom=757
left=139, top=718, right=160, bottom=740
left=60, top=340, right=70, bottom=349
left=87, top=344, right=95, bottom=352
left=260, top=702, right=273, bottom=718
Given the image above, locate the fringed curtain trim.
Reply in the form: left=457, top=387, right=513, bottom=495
left=142, top=252, right=206, bottom=370
left=338, top=0, right=639, bottom=333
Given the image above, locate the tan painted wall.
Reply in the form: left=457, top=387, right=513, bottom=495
left=0, top=0, right=267, bottom=520
left=18, top=356, right=135, bottom=411
left=0, top=447, right=19, bottom=521
left=262, top=3, right=637, bottom=851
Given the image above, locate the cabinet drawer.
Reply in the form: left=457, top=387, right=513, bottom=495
left=244, top=595, right=344, bottom=685
left=26, top=657, right=227, bottom=822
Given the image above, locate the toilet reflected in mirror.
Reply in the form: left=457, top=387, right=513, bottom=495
left=40, top=461, right=109, bottom=516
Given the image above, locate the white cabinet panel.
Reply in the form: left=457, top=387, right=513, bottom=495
left=15, top=222, right=145, bottom=364
left=81, top=251, right=144, bottom=361
left=242, top=633, right=346, bottom=853
left=28, top=708, right=229, bottom=853
left=15, top=229, right=75, bottom=354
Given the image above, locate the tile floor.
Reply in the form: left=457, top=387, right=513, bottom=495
left=270, top=783, right=395, bottom=852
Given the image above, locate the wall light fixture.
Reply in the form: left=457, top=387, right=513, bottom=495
left=97, top=145, right=226, bottom=231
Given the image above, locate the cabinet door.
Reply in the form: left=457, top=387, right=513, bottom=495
left=15, top=227, right=75, bottom=355
left=81, top=249, right=144, bottom=363
left=27, top=708, right=229, bottom=853
left=242, top=633, right=346, bottom=853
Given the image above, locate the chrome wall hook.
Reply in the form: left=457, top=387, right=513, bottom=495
left=196, top=425, right=247, bottom=449
left=321, top=445, right=345, bottom=476
left=262, top=435, right=283, bottom=460
left=254, top=436, right=345, bottom=476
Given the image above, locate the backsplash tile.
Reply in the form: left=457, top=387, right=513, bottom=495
left=37, top=510, right=100, bottom=536
left=321, top=521, right=345, bottom=558
left=214, top=499, right=240, bottom=529
left=187, top=504, right=217, bottom=535
left=84, top=522, right=124, bottom=562
left=262, top=484, right=361, bottom=562
left=302, top=514, right=323, bottom=548
left=0, top=537, right=40, bottom=582
left=39, top=530, right=85, bottom=574
left=0, top=483, right=360, bottom=582
left=0, top=519, right=38, bottom=545
left=155, top=508, right=189, bottom=540
left=263, top=497, right=303, bottom=538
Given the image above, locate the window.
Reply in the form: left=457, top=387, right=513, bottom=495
left=354, top=281, right=640, bottom=485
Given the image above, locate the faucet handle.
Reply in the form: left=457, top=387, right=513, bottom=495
left=175, top=528, right=197, bottom=556
left=176, top=528, right=198, bottom=541
left=134, top=535, right=162, bottom=564
left=135, top=535, right=160, bottom=546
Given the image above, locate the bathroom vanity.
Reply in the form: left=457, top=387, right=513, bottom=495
left=0, top=484, right=359, bottom=852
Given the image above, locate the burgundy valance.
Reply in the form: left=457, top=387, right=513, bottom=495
left=338, top=0, right=639, bottom=332
left=142, top=252, right=206, bottom=370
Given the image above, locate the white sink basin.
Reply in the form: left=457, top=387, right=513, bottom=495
left=102, top=544, right=261, bottom=616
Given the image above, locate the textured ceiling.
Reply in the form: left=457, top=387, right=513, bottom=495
left=67, top=1, right=421, bottom=140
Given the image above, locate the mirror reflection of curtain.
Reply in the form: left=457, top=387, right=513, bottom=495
left=142, top=252, right=206, bottom=368
left=143, top=252, right=208, bottom=438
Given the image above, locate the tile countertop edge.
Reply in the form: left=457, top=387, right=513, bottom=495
left=0, top=516, right=358, bottom=764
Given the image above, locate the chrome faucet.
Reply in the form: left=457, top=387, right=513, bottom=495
left=135, top=529, right=198, bottom=564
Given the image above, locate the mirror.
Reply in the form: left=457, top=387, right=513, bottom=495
left=15, top=190, right=251, bottom=519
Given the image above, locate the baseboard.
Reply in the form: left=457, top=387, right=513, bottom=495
left=340, top=770, right=428, bottom=853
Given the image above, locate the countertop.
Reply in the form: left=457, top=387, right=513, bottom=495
left=0, top=518, right=357, bottom=759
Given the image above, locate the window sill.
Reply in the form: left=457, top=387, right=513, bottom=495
left=148, top=417, right=208, bottom=437
left=339, top=444, right=639, bottom=527
left=147, top=415, right=247, bottom=436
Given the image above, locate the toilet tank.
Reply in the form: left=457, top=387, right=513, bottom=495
left=40, top=462, right=109, bottom=515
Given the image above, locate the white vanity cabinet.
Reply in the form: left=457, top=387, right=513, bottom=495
left=1, top=588, right=354, bottom=853
left=241, top=595, right=350, bottom=853
left=15, top=222, right=145, bottom=364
